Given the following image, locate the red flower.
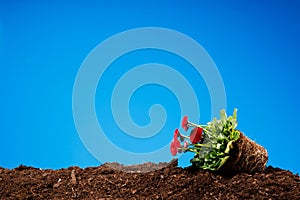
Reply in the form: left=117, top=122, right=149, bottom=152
left=170, top=141, right=177, bottom=156
left=184, top=141, right=189, bottom=148
left=174, top=139, right=181, bottom=148
left=190, top=127, right=203, bottom=144
left=183, top=141, right=189, bottom=152
left=181, top=116, right=189, bottom=131
left=174, top=128, right=179, bottom=139
left=170, top=139, right=181, bottom=156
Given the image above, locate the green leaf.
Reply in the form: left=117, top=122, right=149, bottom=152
left=219, top=144, right=226, bottom=152
left=212, top=159, right=221, bottom=168
left=230, top=130, right=240, bottom=141
left=224, top=141, right=234, bottom=154
left=204, top=157, right=212, bottom=162
left=220, top=109, right=227, bottom=121
left=223, top=130, right=231, bottom=137
left=209, top=151, right=217, bottom=158
left=217, top=156, right=230, bottom=170
left=191, top=157, right=201, bottom=163
left=233, top=108, right=238, bottom=119
left=217, top=152, right=225, bottom=157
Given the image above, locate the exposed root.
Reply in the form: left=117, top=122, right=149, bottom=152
left=219, top=132, right=268, bottom=174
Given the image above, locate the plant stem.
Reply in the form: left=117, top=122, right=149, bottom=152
left=178, top=147, right=197, bottom=153
left=188, top=121, right=206, bottom=128
left=179, top=134, right=189, bottom=139
left=193, top=143, right=212, bottom=148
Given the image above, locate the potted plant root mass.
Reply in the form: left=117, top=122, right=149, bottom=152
left=170, top=109, right=268, bottom=174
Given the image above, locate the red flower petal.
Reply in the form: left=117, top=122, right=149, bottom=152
left=174, top=139, right=181, bottom=148
left=181, top=116, right=189, bottom=131
left=170, top=141, right=177, bottom=156
left=174, top=128, right=179, bottom=139
left=175, top=139, right=182, bottom=153
left=190, top=127, right=203, bottom=144
left=170, top=139, right=182, bottom=156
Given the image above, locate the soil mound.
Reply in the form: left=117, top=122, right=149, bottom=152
left=0, top=160, right=299, bottom=199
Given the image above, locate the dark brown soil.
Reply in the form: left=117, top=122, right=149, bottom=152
left=0, top=160, right=299, bottom=200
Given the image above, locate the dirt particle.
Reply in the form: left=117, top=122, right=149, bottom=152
left=131, top=189, right=137, bottom=194
left=71, top=169, right=77, bottom=185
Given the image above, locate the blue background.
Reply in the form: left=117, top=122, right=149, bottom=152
left=0, top=1, right=299, bottom=174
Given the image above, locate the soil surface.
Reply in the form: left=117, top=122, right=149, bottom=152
left=0, top=160, right=299, bottom=200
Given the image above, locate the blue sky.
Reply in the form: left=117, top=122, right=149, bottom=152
left=0, top=1, right=299, bottom=174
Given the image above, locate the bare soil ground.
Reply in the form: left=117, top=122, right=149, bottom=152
left=0, top=160, right=299, bottom=199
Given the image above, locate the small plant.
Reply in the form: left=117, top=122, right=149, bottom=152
left=170, top=109, right=268, bottom=173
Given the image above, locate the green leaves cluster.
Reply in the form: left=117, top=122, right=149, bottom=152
left=191, top=109, right=240, bottom=171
